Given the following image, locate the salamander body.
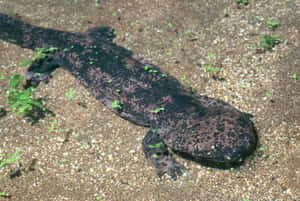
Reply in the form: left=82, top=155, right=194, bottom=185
left=0, top=13, right=257, bottom=179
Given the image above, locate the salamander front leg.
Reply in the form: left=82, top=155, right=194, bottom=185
left=142, top=130, right=186, bottom=180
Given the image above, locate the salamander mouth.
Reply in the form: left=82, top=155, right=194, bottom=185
left=172, top=149, right=252, bottom=169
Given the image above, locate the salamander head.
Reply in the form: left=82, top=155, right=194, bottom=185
left=166, top=108, right=257, bottom=169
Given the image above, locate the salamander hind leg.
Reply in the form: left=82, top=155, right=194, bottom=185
left=24, top=56, right=59, bottom=88
left=142, top=130, right=186, bottom=180
left=85, top=26, right=116, bottom=41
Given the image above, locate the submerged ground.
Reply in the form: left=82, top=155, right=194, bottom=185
left=0, top=0, right=299, bottom=200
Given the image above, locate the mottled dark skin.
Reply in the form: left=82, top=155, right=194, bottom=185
left=0, top=13, right=257, bottom=179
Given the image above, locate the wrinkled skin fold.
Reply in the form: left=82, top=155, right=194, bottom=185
left=0, top=13, right=257, bottom=179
